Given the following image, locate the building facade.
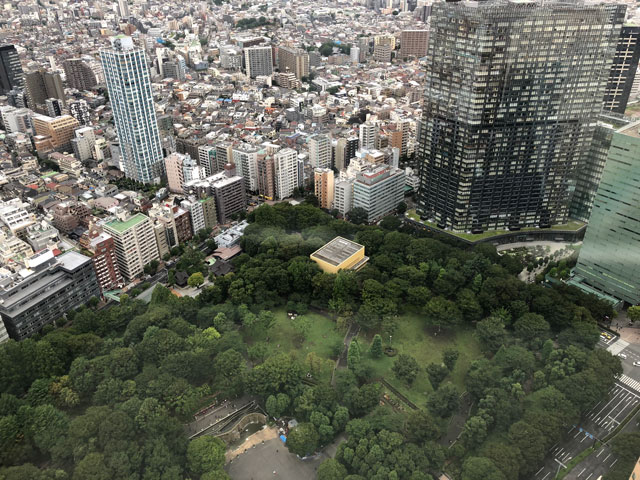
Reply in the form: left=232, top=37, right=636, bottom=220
left=100, top=36, right=164, bottom=184
left=104, top=212, right=160, bottom=281
left=278, top=46, right=309, bottom=80
left=0, top=45, right=24, bottom=95
left=417, top=0, right=624, bottom=233
left=603, top=25, right=640, bottom=114
left=274, top=147, right=299, bottom=200
left=63, top=58, right=98, bottom=91
left=400, top=30, right=429, bottom=59
left=308, top=134, right=331, bottom=169
left=571, top=122, right=640, bottom=305
left=0, top=251, right=100, bottom=341
left=353, top=165, right=405, bottom=223
left=244, top=46, right=273, bottom=78
left=314, top=168, right=335, bottom=210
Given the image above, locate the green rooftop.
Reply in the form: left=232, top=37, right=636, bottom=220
left=405, top=210, right=586, bottom=242
left=105, top=213, right=148, bottom=233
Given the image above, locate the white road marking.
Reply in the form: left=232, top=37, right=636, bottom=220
left=578, top=467, right=586, bottom=477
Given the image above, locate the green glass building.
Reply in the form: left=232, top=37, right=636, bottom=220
left=572, top=121, right=640, bottom=305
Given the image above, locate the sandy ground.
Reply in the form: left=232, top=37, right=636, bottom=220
left=226, top=426, right=279, bottom=463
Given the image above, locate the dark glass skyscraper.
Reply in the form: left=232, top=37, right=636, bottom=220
left=602, top=25, right=640, bottom=115
left=0, top=45, right=24, bottom=95
left=417, top=0, right=624, bottom=233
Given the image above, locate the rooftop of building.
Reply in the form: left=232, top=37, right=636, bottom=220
left=310, top=236, right=364, bottom=267
left=617, top=120, right=640, bottom=139
left=105, top=212, right=148, bottom=233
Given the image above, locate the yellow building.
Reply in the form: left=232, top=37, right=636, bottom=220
left=310, top=236, right=369, bottom=274
left=630, top=456, right=640, bottom=480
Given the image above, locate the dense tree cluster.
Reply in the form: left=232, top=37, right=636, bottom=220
left=0, top=203, right=620, bottom=479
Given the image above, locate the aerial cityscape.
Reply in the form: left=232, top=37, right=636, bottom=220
left=0, top=0, right=639, bottom=479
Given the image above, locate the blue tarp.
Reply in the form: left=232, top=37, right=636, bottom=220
left=280, top=435, right=287, bottom=443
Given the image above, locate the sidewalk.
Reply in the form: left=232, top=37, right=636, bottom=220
left=610, top=311, right=640, bottom=345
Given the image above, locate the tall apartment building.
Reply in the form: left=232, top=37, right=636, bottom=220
left=334, top=178, right=354, bottom=216
left=257, top=155, right=276, bottom=200
left=32, top=114, right=80, bottom=153
left=278, top=46, right=309, bottom=80
left=46, top=98, right=63, bottom=117
left=198, top=145, right=217, bottom=177
left=233, top=144, right=260, bottom=192
left=571, top=122, right=640, bottom=305
left=184, top=165, right=247, bottom=223
left=71, top=126, right=96, bottom=162
left=216, top=143, right=233, bottom=172
left=390, top=120, right=411, bottom=157
left=274, top=148, right=299, bottom=200
left=181, top=199, right=205, bottom=235
left=308, top=134, right=331, bottom=169
left=400, top=30, right=428, bottom=59
left=104, top=211, right=160, bottom=282
left=602, top=25, right=640, bottom=114
left=79, top=227, right=124, bottom=292
left=166, top=152, right=200, bottom=194
left=353, top=165, right=405, bottom=223
left=417, top=0, right=624, bottom=233
left=314, top=168, right=335, bottom=210
left=0, top=250, right=100, bottom=341
left=25, top=70, right=65, bottom=113
left=359, top=123, right=376, bottom=151
left=0, top=45, right=24, bottom=94
left=200, top=197, right=218, bottom=229
left=100, top=36, right=164, bottom=184
left=63, top=58, right=98, bottom=91
left=244, top=46, right=273, bottom=78
left=0, top=106, right=31, bottom=134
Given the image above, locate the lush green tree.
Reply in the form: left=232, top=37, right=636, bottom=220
left=317, top=458, right=348, bottom=480
left=427, top=383, right=459, bottom=418
left=475, top=316, right=507, bottom=353
left=287, top=423, right=319, bottom=457
left=347, top=207, right=368, bottom=225
left=423, top=297, right=462, bottom=331
left=404, top=410, right=440, bottom=443
left=187, top=436, right=225, bottom=475
left=426, top=363, right=448, bottom=389
left=370, top=334, right=383, bottom=358
left=514, top=313, right=550, bottom=347
left=392, top=354, right=420, bottom=386
left=347, top=339, right=361, bottom=370
left=188, top=272, right=205, bottom=288
left=461, top=457, right=506, bottom=480
left=628, top=306, right=640, bottom=323
left=73, top=453, right=111, bottom=480
left=443, top=348, right=459, bottom=371
left=461, top=416, right=488, bottom=449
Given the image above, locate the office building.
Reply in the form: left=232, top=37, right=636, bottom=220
left=308, top=134, right=331, bottom=169
left=334, top=178, right=354, bottom=216
left=32, top=114, right=80, bottom=152
left=104, top=211, right=160, bottom=282
left=353, top=164, right=405, bottom=223
left=274, top=147, right=298, bottom=200
left=0, top=45, right=24, bottom=94
left=278, top=46, right=309, bottom=80
left=25, top=70, right=65, bottom=113
left=0, top=250, right=100, bottom=341
left=244, top=46, right=273, bottom=78
left=417, top=0, right=624, bottom=233
left=314, top=168, right=334, bottom=210
left=257, top=154, right=276, bottom=200
left=400, top=30, right=428, bottom=59
left=63, top=58, right=98, bottom=91
left=603, top=25, right=640, bottom=114
left=570, top=123, right=615, bottom=223
left=166, top=152, right=201, bottom=194
left=163, top=57, right=186, bottom=81
left=571, top=122, right=640, bottom=305
left=100, top=36, right=164, bottom=184
left=359, top=123, right=376, bottom=151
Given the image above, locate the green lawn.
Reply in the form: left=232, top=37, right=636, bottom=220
left=247, top=309, right=344, bottom=361
left=360, top=313, right=482, bottom=407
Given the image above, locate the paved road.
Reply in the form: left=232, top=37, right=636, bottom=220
left=531, top=334, right=640, bottom=480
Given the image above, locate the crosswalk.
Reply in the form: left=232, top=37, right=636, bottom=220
left=607, top=339, right=629, bottom=356
left=619, top=374, right=640, bottom=393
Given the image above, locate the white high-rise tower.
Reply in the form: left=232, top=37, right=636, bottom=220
left=100, top=36, right=164, bottom=184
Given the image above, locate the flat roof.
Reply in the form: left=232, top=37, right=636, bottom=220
left=617, top=120, right=640, bottom=139
left=105, top=213, right=148, bottom=233
left=311, top=236, right=363, bottom=267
